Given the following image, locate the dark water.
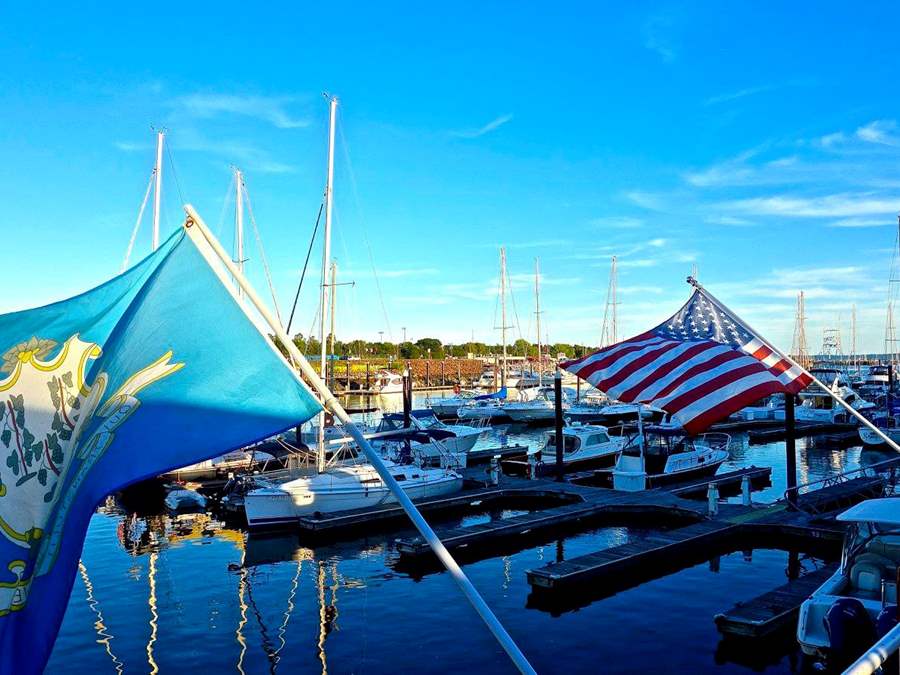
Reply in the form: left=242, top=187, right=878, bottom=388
left=47, top=392, right=881, bottom=674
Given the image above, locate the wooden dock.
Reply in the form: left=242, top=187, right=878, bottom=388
left=393, top=467, right=774, bottom=559
left=714, top=563, right=839, bottom=638
left=748, top=422, right=856, bottom=444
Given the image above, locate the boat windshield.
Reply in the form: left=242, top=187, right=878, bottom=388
left=545, top=434, right=579, bottom=453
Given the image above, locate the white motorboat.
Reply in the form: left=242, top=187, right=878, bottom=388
left=612, top=425, right=730, bottom=491
left=428, top=389, right=481, bottom=417
left=372, top=370, right=404, bottom=394
left=243, top=460, right=463, bottom=526
left=457, top=398, right=509, bottom=422
left=797, top=498, right=900, bottom=660
left=504, top=386, right=577, bottom=423
left=859, top=412, right=900, bottom=446
left=789, top=383, right=875, bottom=424
left=732, top=394, right=785, bottom=422
left=566, top=401, right=666, bottom=428
left=530, top=424, right=626, bottom=473
left=162, top=448, right=277, bottom=482
left=373, top=409, right=484, bottom=466
left=164, top=486, right=207, bottom=512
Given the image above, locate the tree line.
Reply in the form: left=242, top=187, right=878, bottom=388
left=290, top=334, right=595, bottom=360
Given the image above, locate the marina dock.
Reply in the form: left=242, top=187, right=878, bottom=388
left=714, top=563, right=839, bottom=638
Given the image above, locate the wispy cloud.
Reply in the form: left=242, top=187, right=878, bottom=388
left=720, top=192, right=900, bottom=218
left=704, top=85, right=776, bottom=106
left=343, top=267, right=440, bottom=279
left=174, top=93, right=310, bottom=129
left=705, top=215, right=755, bottom=227
left=451, top=114, right=513, bottom=139
left=624, top=190, right=666, bottom=211
left=115, top=140, right=151, bottom=152
left=828, top=217, right=892, bottom=228
left=590, top=215, right=644, bottom=229
left=856, top=120, right=900, bottom=147
left=643, top=13, right=677, bottom=63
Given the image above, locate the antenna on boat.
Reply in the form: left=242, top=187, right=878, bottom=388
left=316, top=94, right=338, bottom=473
left=151, top=128, right=165, bottom=251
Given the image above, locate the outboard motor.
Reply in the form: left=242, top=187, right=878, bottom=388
left=824, top=598, right=876, bottom=670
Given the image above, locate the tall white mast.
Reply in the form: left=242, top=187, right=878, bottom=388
left=151, top=130, right=164, bottom=251
left=851, top=304, right=857, bottom=370
left=234, top=168, right=244, bottom=298
left=600, top=256, right=618, bottom=347
left=317, top=96, right=338, bottom=473
left=500, top=247, right=508, bottom=391
left=534, top=257, right=542, bottom=386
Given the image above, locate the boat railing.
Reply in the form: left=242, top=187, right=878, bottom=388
left=842, top=620, right=900, bottom=675
left=697, top=432, right=731, bottom=451
left=783, top=454, right=900, bottom=512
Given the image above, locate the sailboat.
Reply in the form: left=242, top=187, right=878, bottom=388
left=242, top=97, right=462, bottom=527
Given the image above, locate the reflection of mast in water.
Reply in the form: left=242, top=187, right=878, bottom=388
left=78, top=560, right=125, bottom=674
left=147, top=551, right=160, bottom=674
left=316, top=561, right=340, bottom=674
left=272, top=556, right=304, bottom=667
left=502, top=556, right=512, bottom=591
left=235, top=533, right=249, bottom=675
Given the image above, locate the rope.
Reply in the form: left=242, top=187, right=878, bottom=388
left=165, top=142, right=186, bottom=206
left=337, top=110, right=393, bottom=341
left=286, top=200, right=324, bottom=335
left=121, top=168, right=156, bottom=272
left=241, top=179, right=285, bottom=328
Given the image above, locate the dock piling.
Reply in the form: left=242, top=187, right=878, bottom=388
left=490, top=455, right=501, bottom=486
left=707, top=483, right=719, bottom=516
left=741, top=475, right=751, bottom=506
left=785, top=392, right=797, bottom=500
left=554, top=371, right=564, bottom=482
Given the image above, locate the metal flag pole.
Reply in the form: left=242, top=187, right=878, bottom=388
left=182, top=205, right=536, bottom=675
left=687, top=277, right=900, bottom=453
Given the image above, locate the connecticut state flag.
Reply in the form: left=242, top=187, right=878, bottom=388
left=0, top=214, right=321, bottom=673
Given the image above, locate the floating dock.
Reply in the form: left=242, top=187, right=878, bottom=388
left=714, top=563, right=839, bottom=638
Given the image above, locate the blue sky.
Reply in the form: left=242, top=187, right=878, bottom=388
left=3, top=2, right=899, bottom=352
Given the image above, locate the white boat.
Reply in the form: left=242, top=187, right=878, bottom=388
left=530, top=424, right=626, bottom=473
left=428, top=389, right=483, bottom=417
left=504, top=386, right=577, bottom=423
left=457, top=397, right=509, bottom=422
left=789, top=383, right=875, bottom=424
left=732, top=394, right=785, bottom=422
left=372, top=370, right=404, bottom=394
left=859, top=413, right=900, bottom=446
left=373, top=409, right=484, bottom=466
left=612, top=426, right=730, bottom=491
left=243, top=460, right=463, bottom=526
left=162, top=449, right=277, bottom=482
left=797, top=498, right=900, bottom=659
left=566, top=401, right=666, bottom=428
left=164, top=487, right=207, bottom=512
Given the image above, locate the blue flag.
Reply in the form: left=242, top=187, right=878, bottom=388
left=0, top=222, right=322, bottom=673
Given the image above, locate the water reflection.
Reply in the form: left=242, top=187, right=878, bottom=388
left=51, top=411, right=879, bottom=674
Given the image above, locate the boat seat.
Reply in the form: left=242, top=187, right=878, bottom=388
left=866, top=535, right=900, bottom=563
left=850, top=552, right=896, bottom=597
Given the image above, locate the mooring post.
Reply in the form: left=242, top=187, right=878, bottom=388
left=425, top=361, right=430, bottom=387
left=528, top=449, right=538, bottom=480
left=554, top=370, right=564, bottom=482
left=576, top=376, right=581, bottom=402
left=346, top=359, right=351, bottom=390
left=365, top=362, right=371, bottom=390
left=741, top=474, right=751, bottom=506
left=707, top=482, right=719, bottom=516
left=490, top=455, right=501, bottom=486
left=785, top=392, right=797, bottom=504
left=403, top=369, right=411, bottom=428
left=457, top=362, right=462, bottom=384
left=441, top=361, right=445, bottom=386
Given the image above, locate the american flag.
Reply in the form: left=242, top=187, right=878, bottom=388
left=562, top=287, right=813, bottom=434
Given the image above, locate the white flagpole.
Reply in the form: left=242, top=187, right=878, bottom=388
left=687, top=277, right=900, bottom=454
left=181, top=205, right=536, bottom=675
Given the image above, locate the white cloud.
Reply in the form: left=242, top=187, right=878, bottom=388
left=451, top=114, right=513, bottom=139
left=720, top=193, right=900, bottom=218
left=115, top=140, right=150, bottom=152
left=624, top=191, right=665, bottom=211
left=817, top=131, right=847, bottom=148
left=705, top=215, right=754, bottom=227
left=856, top=120, right=900, bottom=146
left=591, top=215, right=644, bottom=229
left=643, top=14, right=677, bottom=63
left=175, top=93, right=310, bottom=129
left=704, top=85, right=775, bottom=106
left=615, top=258, right=658, bottom=268
left=828, top=217, right=892, bottom=228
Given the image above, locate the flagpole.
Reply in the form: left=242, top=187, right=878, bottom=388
left=687, top=277, right=900, bottom=454
left=182, top=205, right=536, bottom=675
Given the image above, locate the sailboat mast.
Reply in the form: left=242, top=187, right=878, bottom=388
left=234, top=168, right=244, bottom=298
left=317, top=95, right=338, bottom=473
left=535, top=257, right=542, bottom=386
left=151, top=130, right=164, bottom=251
left=329, top=261, right=337, bottom=359
left=500, top=247, right=508, bottom=391
left=611, top=255, right=618, bottom=344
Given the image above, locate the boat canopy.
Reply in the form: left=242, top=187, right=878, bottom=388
left=475, top=387, right=507, bottom=401
left=837, top=498, right=900, bottom=526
